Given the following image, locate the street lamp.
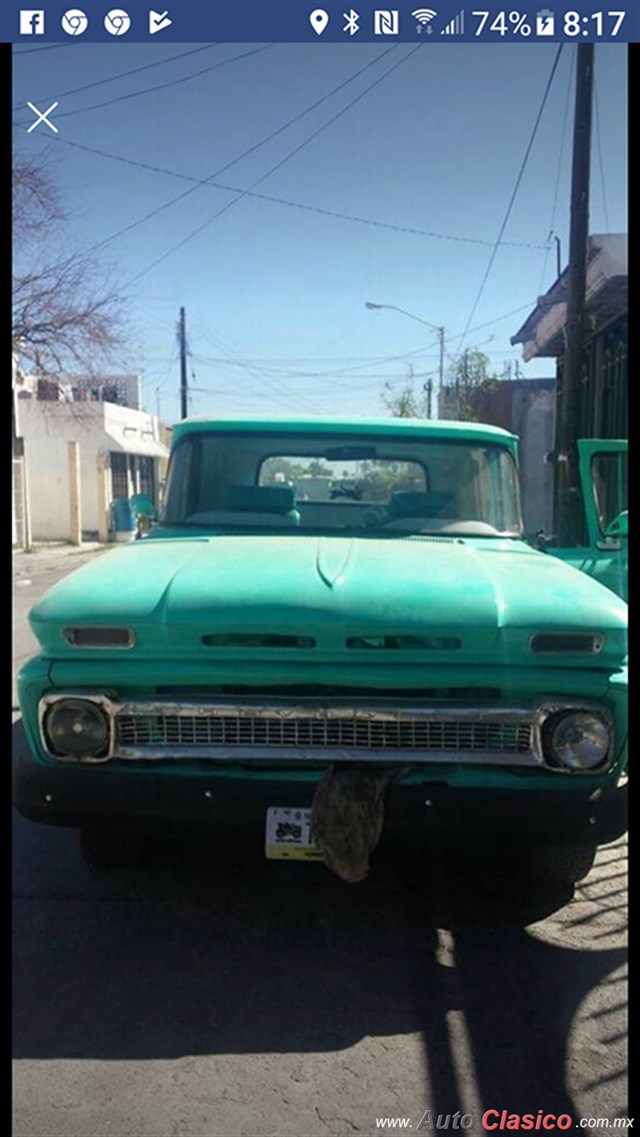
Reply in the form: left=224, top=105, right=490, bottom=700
left=364, top=301, right=445, bottom=397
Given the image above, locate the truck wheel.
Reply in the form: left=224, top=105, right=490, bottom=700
left=517, top=844, right=597, bottom=886
left=80, top=827, right=153, bottom=867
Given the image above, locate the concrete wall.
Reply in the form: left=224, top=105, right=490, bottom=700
left=58, top=373, right=142, bottom=410
left=18, top=401, right=106, bottom=539
left=437, top=378, right=556, bottom=535
left=511, top=383, right=556, bottom=535
left=18, top=401, right=166, bottom=541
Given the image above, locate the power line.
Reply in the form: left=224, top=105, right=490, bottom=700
left=192, top=299, right=538, bottom=383
left=233, top=194, right=546, bottom=251
left=191, top=353, right=443, bottom=372
left=154, top=346, right=179, bottom=395
left=124, top=45, right=421, bottom=287
left=12, top=45, right=219, bottom=112
left=462, top=299, right=538, bottom=336
left=191, top=351, right=521, bottom=380
left=326, top=300, right=539, bottom=374
left=14, top=44, right=272, bottom=123
left=195, top=323, right=441, bottom=380
left=10, top=44, right=220, bottom=113
left=593, top=79, right=611, bottom=232
left=159, top=295, right=539, bottom=414
left=192, top=348, right=443, bottom=365
left=455, top=44, right=565, bottom=355
left=61, top=46, right=398, bottom=260
left=190, top=355, right=437, bottom=383
left=194, top=327, right=327, bottom=413
left=42, top=132, right=551, bottom=254
left=188, top=385, right=327, bottom=413
left=537, top=46, right=575, bottom=294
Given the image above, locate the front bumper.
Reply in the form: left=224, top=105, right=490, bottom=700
left=13, top=747, right=628, bottom=847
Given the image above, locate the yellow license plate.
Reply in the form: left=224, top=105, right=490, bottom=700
left=265, top=807, right=323, bottom=861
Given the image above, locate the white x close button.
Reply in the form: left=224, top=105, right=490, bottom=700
left=27, top=101, right=59, bottom=133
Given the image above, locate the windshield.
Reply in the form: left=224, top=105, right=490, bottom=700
left=162, top=431, right=522, bottom=536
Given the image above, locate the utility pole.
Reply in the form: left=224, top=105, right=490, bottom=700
left=455, top=349, right=469, bottom=419
left=178, top=306, right=188, bottom=420
left=437, top=327, right=445, bottom=394
left=555, top=44, right=594, bottom=545
left=431, top=328, right=444, bottom=421
left=423, top=379, right=433, bottom=419
left=363, top=301, right=445, bottom=418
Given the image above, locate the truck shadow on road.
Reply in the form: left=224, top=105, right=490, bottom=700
left=12, top=720, right=627, bottom=1122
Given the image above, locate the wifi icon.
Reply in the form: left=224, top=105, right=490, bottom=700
left=411, top=8, right=438, bottom=23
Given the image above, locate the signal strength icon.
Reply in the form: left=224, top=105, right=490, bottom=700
left=441, top=9, right=464, bottom=34
left=412, top=8, right=438, bottom=25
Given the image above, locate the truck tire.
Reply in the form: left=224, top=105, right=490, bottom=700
left=80, top=827, right=153, bottom=867
left=517, top=843, right=597, bottom=886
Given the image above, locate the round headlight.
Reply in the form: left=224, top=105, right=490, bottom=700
left=44, top=699, right=110, bottom=759
left=544, top=711, right=611, bottom=771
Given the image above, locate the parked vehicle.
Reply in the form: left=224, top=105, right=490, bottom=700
left=14, top=417, right=627, bottom=885
left=329, top=479, right=363, bottom=501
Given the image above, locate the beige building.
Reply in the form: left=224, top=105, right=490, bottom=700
left=17, top=399, right=168, bottom=542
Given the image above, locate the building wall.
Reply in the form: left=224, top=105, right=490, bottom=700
left=18, top=402, right=67, bottom=540
left=12, top=356, right=29, bottom=549
left=438, top=378, right=556, bottom=535
left=12, top=456, right=28, bottom=549
left=58, top=373, right=142, bottom=410
left=511, top=383, right=556, bottom=535
left=17, top=401, right=165, bottom=541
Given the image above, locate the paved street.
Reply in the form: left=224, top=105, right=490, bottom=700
left=12, top=550, right=628, bottom=1137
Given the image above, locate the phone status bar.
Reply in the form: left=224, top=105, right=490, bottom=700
left=3, top=1, right=638, bottom=43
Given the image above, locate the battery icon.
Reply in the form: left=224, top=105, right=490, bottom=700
left=536, top=9, right=555, bottom=34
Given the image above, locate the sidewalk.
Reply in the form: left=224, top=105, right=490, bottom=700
left=13, top=541, right=110, bottom=582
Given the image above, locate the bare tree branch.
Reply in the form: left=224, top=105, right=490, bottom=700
left=12, top=149, right=130, bottom=378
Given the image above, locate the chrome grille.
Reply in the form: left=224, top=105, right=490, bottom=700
left=115, top=707, right=533, bottom=755
left=38, top=693, right=614, bottom=772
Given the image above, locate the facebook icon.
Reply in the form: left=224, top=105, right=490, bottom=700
left=20, top=10, right=45, bottom=33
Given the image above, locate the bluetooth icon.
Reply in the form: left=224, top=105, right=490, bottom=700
left=343, top=8, right=360, bottom=34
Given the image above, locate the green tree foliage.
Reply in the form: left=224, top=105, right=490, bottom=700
left=381, top=379, right=430, bottom=418
left=446, top=350, right=501, bottom=422
left=382, top=350, right=507, bottom=422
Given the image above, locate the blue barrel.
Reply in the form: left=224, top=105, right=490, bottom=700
left=110, top=497, right=135, bottom=540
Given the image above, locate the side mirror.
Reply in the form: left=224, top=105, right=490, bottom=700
left=604, top=510, right=628, bottom=539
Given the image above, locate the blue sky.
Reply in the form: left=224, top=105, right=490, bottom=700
left=12, top=41, right=628, bottom=422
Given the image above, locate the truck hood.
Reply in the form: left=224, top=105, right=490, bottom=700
left=30, top=534, right=628, bottom=666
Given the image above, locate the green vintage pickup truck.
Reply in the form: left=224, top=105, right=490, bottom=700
left=14, top=417, right=628, bottom=885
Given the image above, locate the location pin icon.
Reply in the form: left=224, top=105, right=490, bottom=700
left=310, top=8, right=329, bottom=34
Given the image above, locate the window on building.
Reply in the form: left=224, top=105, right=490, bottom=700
left=138, top=456, right=155, bottom=501
left=110, top=452, right=128, bottom=499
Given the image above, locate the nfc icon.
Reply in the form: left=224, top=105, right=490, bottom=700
left=374, top=9, right=399, bottom=34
